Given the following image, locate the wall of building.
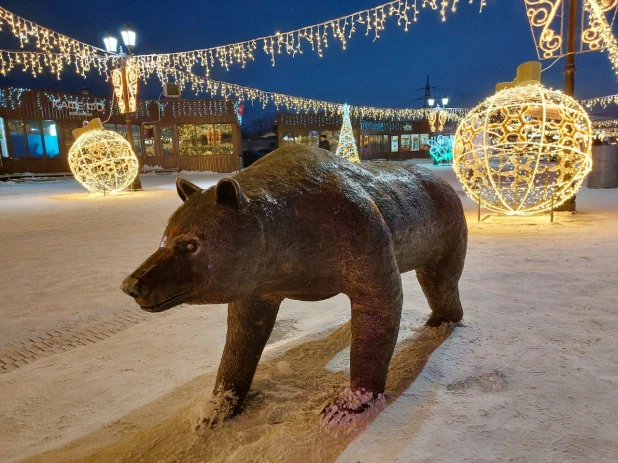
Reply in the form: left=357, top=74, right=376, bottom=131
left=0, top=88, right=242, bottom=175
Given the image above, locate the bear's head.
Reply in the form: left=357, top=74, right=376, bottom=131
left=121, top=177, right=264, bottom=312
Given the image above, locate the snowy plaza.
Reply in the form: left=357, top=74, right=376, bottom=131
left=1, top=167, right=617, bottom=462
left=2, top=0, right=618, bottom=462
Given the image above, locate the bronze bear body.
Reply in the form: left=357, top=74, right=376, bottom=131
left=122, top=145, right=467, bottom=427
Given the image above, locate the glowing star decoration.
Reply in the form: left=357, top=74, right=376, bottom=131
left=453, top=84, right=593, bottom=216
left=428, top=135, right=454, bottom=163
left=68, top=127, right=139, bottom=194
left=336, top=104, right=361, bottom=163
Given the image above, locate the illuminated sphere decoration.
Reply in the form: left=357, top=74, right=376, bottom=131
left=68, top=129, right=139, bottom=194
left=453, top=85, right=593, bottom=215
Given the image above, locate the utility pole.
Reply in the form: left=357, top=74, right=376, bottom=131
left=417, top=75, right=437, bottom=108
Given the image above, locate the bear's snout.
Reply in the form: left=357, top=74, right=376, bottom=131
left=121, top=277, right=142, bottom=299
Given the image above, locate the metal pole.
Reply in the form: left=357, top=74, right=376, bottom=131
left=564, top=0, right=578, bottom=97
left=557, top=0, right=578, bottom=211
left=478, top=200, right=481, bottom=222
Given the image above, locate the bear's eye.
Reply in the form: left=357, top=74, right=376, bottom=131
left=183, top=241, right=198, bottom=254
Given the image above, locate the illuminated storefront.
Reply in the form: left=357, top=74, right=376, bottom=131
left=277, top=112, right=433, bottom=161
left=0, top=87, right=242, bottom=175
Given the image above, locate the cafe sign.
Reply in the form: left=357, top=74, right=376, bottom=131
left=52, top=99, right=105, bottom=117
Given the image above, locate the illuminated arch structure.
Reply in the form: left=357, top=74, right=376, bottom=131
left=68, top=129, right=139, bottom=194
left=453, top=85, right=593, bottom=216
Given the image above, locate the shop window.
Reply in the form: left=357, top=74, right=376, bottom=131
left=178, top=124, right=197, bottom=156
left=104, top=123, right=116, bottom=132
left=62, top=122, right=80, bottom=155
left=132, top=125, right=142, bottom=156
left=401, top=134, right=411, bottom=152
left=0, top=118, right=8, bottom=158
left=160, top=126, right=174, bottom=156
left=178, top=124, right=234, bottom=156
left=282, top=132, right=295, bottom=145
left=116, top=124, right=128, bottom=139
left=308, top=130, right=319, bottom=147
left=143, top=124, right=155, bottom=156
left=368, top=135, right=383, bottom=154
left=26, top=120, right=45, bottom=158
left=7, top=119, right=27, bottom=158
left=42, top=120, right=60, bottom=157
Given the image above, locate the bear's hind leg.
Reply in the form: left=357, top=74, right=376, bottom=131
left=194, top=294, right=282, bottom=430
left=416, top=244, right=466, bottom=327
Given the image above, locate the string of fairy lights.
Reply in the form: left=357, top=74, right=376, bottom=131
left=0, top=1, right=485, bottom=79
left=4, top=1, right=618, bottom=123
left=0, top=7, right=116, bottom=78
left=153, top=66, right=468, bottom=121
left=0, top=2, right=480, bottom=121
left=133, top=0, right=486, bottom=77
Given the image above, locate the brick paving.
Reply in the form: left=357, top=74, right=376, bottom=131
left=0, top=309, right=160, bottom=374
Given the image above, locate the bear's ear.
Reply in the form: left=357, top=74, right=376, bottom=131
left=215, top=178, right=249, bottom=210
left=176, top=177, right=202, bottom=202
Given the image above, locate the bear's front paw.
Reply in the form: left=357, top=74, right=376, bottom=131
left=320, top=387, right=386, bottom=428
left=192, top=388, right=239, bottom=433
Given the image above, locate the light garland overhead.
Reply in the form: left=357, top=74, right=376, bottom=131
left=0, top=7, right=117, bottom=78
left=592, top=118, right=618, bottom=127
left=580, top=92, right=618, bottom=108
left=586, top=0, right=618, bottom=78
left=0, top=48, right=120, bottom=78
left=453, top=84, right=593, bottom=216
left=0, top=3, right=474, bottom=122
left=154, top=67, right=468, bottom=121
left=133, top=0, right=485, bottom=77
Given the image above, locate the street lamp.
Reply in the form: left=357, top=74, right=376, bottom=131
left=103, top=32, right=118, bottom=53
left=427, top=97, right=435, bottom=107
left=102, top=25, right=141, bottom=190
left=442, top=96, right=449, bottom=106
left=120, top=23, right=136, bottom=55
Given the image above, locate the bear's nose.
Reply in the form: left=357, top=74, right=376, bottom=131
left=121, top=277, right=142, bottom=299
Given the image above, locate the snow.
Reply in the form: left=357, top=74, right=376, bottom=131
left=1, top=165, right=617, bottom=462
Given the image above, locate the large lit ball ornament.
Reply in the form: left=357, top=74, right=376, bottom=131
left=453, top=85, right=593, bottom=215
left=68, top=129, right=139, bottom=193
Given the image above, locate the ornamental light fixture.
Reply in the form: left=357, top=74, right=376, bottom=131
left=103, top=32, right=118, bottom=53
left=120, top=23, right=136, bottom=54
left=427, top=97, right=435, bottom=106
left=442, top=96, right=449, bottom=106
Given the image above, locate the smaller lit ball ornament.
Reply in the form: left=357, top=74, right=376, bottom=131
left=68, top=129, right=139, bottom=193
left=453, top=85, right=593, bottom=215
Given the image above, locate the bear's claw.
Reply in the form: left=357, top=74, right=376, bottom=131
left=320, top=387, right=386, bottom=427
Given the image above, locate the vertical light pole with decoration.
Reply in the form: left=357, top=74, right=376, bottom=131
left=103, top=24, right=141, bottom=190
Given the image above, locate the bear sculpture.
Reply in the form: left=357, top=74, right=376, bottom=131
left=122, top=145, right=467, bottom=428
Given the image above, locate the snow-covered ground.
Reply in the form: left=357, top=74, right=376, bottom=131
left=1, top=164, right=617, bottom=463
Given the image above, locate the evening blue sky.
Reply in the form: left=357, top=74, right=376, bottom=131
left=2, top=0, right=618, bottom=120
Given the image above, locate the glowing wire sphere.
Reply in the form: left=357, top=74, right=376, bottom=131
left=453, top=85, right=593, bottom=216
left=68, top=129, right=139, bottom=194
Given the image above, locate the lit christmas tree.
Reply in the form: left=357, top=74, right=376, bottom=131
left=336, top=104, right=361, bottom=163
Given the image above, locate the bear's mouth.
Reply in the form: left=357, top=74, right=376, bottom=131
left=139, top=291, right=189, bottom=313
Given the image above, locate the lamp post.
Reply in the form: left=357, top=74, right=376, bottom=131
left=103, top=24, right=142, bottom=190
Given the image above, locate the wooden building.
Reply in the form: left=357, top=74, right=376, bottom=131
left=0, top=87, right=242, bottom=175
left=277, top=112, right=434, bottom=161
